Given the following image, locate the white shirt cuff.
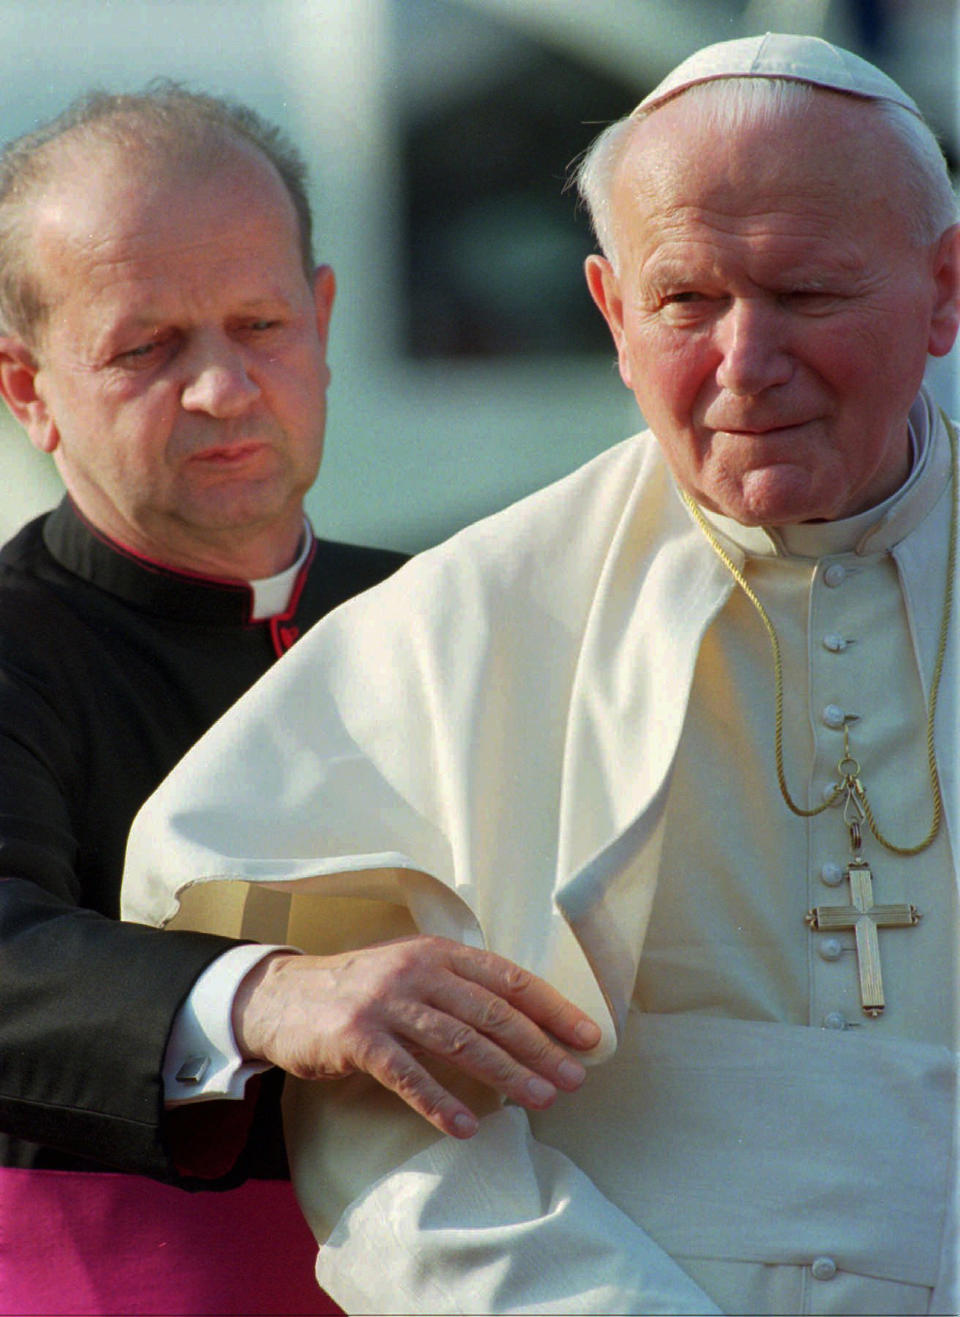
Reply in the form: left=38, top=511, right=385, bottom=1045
left=163, top=943, right=294, bottom=1105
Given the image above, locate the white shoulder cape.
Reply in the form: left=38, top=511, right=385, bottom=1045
left=123, top=430, right=746, bottom=1039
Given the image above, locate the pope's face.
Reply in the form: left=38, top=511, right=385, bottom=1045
left=4, top=141, right=334, bottom=576
left=587, top=94, right=960, bottom=525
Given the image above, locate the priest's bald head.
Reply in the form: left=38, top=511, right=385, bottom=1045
left=578, top=33, right=960, bottom=528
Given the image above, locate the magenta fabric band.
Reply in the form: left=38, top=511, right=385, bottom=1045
left=0, top=1167, right=338, bottom=1315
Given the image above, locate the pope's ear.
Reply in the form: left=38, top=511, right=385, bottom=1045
left=0, top=337, right=59, bottom=453
left=927, top=223, right=960, bottom=359
left=585, top=254, right=633, bottom=389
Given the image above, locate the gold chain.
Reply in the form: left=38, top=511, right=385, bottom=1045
left=680, top=412, right=957, bottom=858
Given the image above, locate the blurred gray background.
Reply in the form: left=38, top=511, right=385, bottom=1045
left=0, top=0, right=955, bottom=551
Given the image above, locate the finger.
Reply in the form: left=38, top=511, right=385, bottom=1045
left=444, top=944, right=603, bottom=1051
left=354, top=1032, right=482, bottom=1140
left=381, top=992, right=585, bottom=1112
left=420, top=973, right=590, bottom=1093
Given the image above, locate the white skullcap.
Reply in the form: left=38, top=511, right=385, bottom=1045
left=637, top=32, right=921, bottom=118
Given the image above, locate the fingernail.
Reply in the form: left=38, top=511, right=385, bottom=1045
left=557, top=1058, right=586, bottom=1088
left=452, top=1111, right=478, bottom=1138
left=575, top=1019, right=602, bottom=1046
left=525, top=1076, right=556, bottom=1104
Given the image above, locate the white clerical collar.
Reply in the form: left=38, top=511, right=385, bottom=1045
left=249, top=519, right=313, bottom=620
left=701, top=388, right=949, bottom=561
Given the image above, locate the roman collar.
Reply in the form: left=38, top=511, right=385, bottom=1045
left=42, top=497, right=312, bottom=628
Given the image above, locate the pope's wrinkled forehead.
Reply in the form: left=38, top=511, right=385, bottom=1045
left=619, top=85, right=895, bottom=207
left=599, top=90, right=935, bottom=294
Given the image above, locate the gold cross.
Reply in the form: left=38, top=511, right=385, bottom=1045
left=805, top=860, right=920, bottom=1016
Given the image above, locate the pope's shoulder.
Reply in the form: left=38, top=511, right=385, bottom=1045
left=283, top=431, right=689, bottom=678
left=381, top=429, right=668, bottom=596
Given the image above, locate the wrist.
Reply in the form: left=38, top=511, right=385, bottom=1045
left=231, top=949, right=300, bottom=1060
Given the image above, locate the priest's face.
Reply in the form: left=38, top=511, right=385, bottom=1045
left=586, top=91, right=960, bottom=525
left=2, top=140, right=334, bottom=577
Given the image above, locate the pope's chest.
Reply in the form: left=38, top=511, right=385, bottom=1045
left=636, top=549, right=958, bottom=1049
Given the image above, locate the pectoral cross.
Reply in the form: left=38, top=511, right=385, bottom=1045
left=806, top=859, right=920, bottom=1016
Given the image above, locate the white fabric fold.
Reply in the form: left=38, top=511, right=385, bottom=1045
left=303, top=1012, right=957, bottom=1316
left=312, top=1105, right=721, bottom=1316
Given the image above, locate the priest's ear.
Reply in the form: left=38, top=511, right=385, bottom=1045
left=927, top=222, right=960, bottom=359
left=0, top=336, right=60, bottom=454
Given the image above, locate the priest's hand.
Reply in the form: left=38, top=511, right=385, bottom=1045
left=231, top=937, right=601, bottom=1139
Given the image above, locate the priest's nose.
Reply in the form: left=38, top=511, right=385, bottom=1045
left=180, top=333, right=262, bottom=418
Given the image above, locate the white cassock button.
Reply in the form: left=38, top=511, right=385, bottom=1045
left=820, top=862, right=845, bottom=887
left=822, top=782, right=842, bottom=805
left=822, top=704, right=846, bottom=729
left=818, top=937, right=844, bottom=962
left=823, top=563, right=847, bottom=587
left=823, top=1012, right=847, bottom=1030
left=822, top=633, right=848, bottom=652
left=811, top=1257, right=838, bottom=1282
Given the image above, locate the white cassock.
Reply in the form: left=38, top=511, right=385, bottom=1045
left=122, top=387, right=958, bottom=1317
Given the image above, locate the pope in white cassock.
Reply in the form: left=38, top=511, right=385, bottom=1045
left=123, top=34, right=960, bottom=1317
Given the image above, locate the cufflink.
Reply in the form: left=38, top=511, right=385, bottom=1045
left=175, top=1054, right=210, bottom=1085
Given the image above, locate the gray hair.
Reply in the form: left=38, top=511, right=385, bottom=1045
left=574, top=78, right=959, bottom=269
left=0, top=81, right=315, bottom=344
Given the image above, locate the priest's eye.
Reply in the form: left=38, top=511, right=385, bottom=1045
left=114, top=334, right=175, bottom=366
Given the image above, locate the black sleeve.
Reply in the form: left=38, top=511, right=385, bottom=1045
left=0, top=667, right=255, bottom=1182
left=0, top=876, right=244, bottom=1180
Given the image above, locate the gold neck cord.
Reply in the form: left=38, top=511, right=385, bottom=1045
left=680, top=413, right=957, bottom=859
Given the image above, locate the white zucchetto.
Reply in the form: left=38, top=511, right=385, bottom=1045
left=637, top=32, right=921, bottom=118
